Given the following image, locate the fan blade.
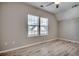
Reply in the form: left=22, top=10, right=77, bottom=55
left=72, top=4, right=78, bottom=8
left=45, top=2, right=54, bottom=7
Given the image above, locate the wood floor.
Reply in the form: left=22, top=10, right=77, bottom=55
left=0, top=39, right=79, bottom=56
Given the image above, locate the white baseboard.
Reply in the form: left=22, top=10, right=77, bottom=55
left=0, top=37, right=58, bottom=54
left=59, top=38, right=79, bottom=44
left=0, top=37, right=78, bottom=54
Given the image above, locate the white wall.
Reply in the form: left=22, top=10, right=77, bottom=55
left=0, top=3, right=2, bottom=50
left=0, top=2, right=58, bottom=51
left=57, top=6, right=79, bottom=42
left=59, top=18, right=79, bottom=41
left=56, top=6, right=79, bottom=21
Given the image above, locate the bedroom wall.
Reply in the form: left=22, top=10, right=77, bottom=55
left=0, top=3, right=2, bottom=50
left=57, top=6, right=79, bottom=42
left=0, top=2, right=58, bottom=51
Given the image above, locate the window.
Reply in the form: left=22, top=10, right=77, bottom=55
left=28, top=14, right=48, bottom=37
left=28, top=14, right=39, bottom=37
left=40, top=17, right=48, bottom=36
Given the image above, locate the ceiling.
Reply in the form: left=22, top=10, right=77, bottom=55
left=26, top=2, right=79, bottom=14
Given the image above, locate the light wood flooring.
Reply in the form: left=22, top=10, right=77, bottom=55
left=0, top=39, right=79, bottom=56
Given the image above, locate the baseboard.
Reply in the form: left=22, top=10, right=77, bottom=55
left=59, top=38, right=79, bottom=44
left=0, top=37, right=78, bottom=54
left=0, top=37, right=58, bottom=54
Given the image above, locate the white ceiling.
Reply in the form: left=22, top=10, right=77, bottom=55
left=26, top=2, right=79, bottom=14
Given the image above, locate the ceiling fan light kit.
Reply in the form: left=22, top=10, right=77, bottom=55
left=56, top=4, right=59, bottom=8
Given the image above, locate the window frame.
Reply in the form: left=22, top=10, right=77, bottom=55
left=28, top=14, right=48, bottom=37
left=28, top=14, right=39, bottom=37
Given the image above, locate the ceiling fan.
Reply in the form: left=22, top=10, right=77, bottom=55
left=40, top=2, right=60, bottom=8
